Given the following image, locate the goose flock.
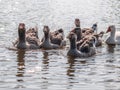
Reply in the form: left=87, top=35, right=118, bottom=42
left=10, top=18, right=120, bottom=58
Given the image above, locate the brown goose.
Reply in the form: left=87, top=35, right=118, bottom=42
left=50, top=28, right=66, bottom=47
left=26, top=26, right=40, bottom=46
left=40, top=26, right=60, bottom=50
left=13, top=25, right=40, bottom=48
left=26, top=26, right=39, bottom=39
left=73, top=18, right=104, bottom=47
left=67, top=32, right=96, bottom=58
left=71, top=18, right=95, bottom=41
left=15, top=23, right=40, bottom=49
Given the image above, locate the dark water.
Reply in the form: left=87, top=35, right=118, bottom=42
left=0, top=0, right=120, bottom=90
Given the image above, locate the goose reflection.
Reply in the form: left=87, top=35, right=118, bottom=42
left=43, top=51, right=49, bottom=60
left=66, top=56, right=75, bottom=89
left=107, top=45, right=115, bottom=53
left=16, top=50, right=26, bottom=88
left=40, top=51, right=50, bottom=90
left=67, top=56, right=75, bottom=77
left=42, top=51, right=49, bottom=70
left=66, top=56, right=88, bottom=89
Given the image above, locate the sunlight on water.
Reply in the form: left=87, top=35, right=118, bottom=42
left=0, top=0, right=120, bottom=90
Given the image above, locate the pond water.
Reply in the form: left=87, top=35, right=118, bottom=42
left=0, top=0, right=120, bottom=90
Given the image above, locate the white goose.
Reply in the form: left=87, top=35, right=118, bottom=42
left=106, top=25, right=120, bottom=45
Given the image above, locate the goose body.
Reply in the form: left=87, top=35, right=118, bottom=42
left=15, top=23, right=40, bottom=50
left=67, top=32, right=96, bottom=58
left=40, top=26, right=60, bottom=50
left=72, top=18, right=103, bottom=47
left=13, top=26, right=40, bottom=47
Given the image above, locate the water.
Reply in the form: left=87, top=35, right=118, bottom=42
left=0, top=0, right=120, bottom=90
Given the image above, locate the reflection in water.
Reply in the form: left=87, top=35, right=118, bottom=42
left=43, top=51, right=49, bottom=60
left=16, top=50, right=26, bottom=88
left=107, top=45, right=115, bottom=53
left=42, top=51, right=49, bottom=70
left=66, top=56, right=75, bottom=89
left=41, top=51, right=50, bottom=90
left=67, top=56, right=75, bottom=77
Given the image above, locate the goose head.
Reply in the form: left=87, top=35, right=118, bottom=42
left=106, top=25, right=116, bottom=33
left=43, top=26, right=50, bottom=37
left=75, top=18, right=80, bottom=27
left=92, top=23, right=97, bottom=32
left=43, top=26, right=50, bottom=34
left=68, top=32, right=77, bottom=42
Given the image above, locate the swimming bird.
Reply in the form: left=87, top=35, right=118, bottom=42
left=15, top=23, right=40, bottom=49
left=40, top=26, right=60, bottom=50
left=72, top=18, right=98, bottom=42
left=71, top=18, right=104, bottom=47
left=26, top=26, right=41, bottom=46
left=13, top=26, right=40, bottom=47
left=67, top=32, right=96, bottom=58
left=50, top=28, right=66, bottom=47
left=106, top=25, right=120, bottom=45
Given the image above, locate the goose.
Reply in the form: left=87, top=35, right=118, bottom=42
left=15, top=23, right=40, bottom=49
left=13, top=26, right=40, bottom=47
left=72, top=18, right=98, bottom=41
left=40, top=26, right=60, bottom=50
left=67, top=32, right=82, bottom=57
left=50, top=28, right=66, bottom=47
left=73, top=18, right=104, bottom=47
left=26, top=27, right=41, bottom=46
left=67, top=32, right=96, bottom=58
left=74, top=18, right=97, bottom=34
left=106, top=25, right=120, bottom=45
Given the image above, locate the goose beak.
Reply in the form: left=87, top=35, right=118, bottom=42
left=106, top=26, right=111, bottom=33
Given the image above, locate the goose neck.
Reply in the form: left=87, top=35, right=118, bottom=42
left=70, top=39, right=77, bottom=49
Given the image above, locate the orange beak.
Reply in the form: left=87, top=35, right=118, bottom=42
left=106, top=27, right=111, bottom=33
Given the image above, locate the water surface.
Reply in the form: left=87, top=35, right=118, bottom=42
left=0, top=0, right=120, bottom=90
